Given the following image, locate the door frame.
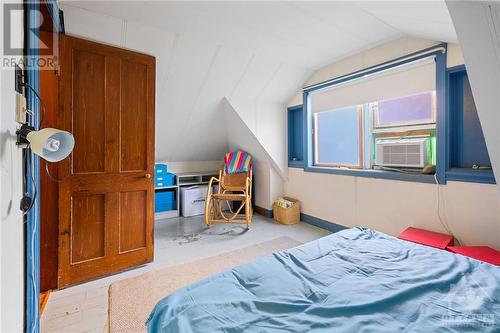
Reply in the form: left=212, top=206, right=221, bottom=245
left=25, top=1, right=63, bottom=332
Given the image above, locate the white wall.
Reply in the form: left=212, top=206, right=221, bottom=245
left=0, top=0, right=24, bottom=330
left=224, top=98, right=285, bottom=209
left=285, top=38, right=500, bottom=248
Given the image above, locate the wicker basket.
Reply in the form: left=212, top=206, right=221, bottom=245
left=273, top=197, right=300, bottom=225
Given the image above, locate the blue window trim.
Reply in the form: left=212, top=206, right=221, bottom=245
left=287, top=104, right=305, bottom=168
left=26, top=2, right=41, bottom=332
left=446, top=168, right=496, bottom=184
left=444, top=65, right=495, bottom=184
left=289, top=161, right=305, bottom=168
left=301, top=43, right=447, bottom=184
left=303, top=44, right=447, bottom=93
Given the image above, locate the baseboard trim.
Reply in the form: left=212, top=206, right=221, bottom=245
left=253, top=206, right=273, bottom=218
left=254, top=205, right=346, bottom=233
left=300, top=213, right=347, bottom=233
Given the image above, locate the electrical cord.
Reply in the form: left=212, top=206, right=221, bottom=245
left=472, top=164, right=492, bottom=170
left=19, top=81, right=41, bottom=215
left=22, top=82, right=46, bottom=130
left=433, top=173, right=462, bottom=246
left=22, top=147, right=37, bottom=215
left=376, top=165, right=463, bottom=246
left=22, top=80, right=71, bottom=183
left=45, top=158, right=71, bottom=182
left=373, top=165, right=424, bottom=174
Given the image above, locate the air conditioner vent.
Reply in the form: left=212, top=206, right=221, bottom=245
left=376, top=138, right=428, bottom=168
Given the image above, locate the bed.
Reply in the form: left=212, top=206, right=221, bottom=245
left=147, top=227, right=500, bottom=332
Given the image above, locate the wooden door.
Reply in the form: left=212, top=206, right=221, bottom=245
left=58, top=35, right=155, bottom=287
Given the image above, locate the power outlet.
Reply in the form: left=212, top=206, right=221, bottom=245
left=16, top=92, right=27, bottom=124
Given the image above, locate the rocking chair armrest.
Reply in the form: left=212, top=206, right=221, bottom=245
left=245, top=176, right=252, bottom=192
left=207, top=176, right=219, bottom=190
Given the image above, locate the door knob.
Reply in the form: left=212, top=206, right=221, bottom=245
left=145, top=173, right=152, bottom=179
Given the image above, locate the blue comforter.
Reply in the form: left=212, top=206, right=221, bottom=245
left=147, top=228, right=500, bottom=332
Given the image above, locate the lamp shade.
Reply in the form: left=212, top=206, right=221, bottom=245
left=26, top=128, right=75, bottom=162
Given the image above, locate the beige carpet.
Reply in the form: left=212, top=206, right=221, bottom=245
left=108, top=237, right=301, bottom=333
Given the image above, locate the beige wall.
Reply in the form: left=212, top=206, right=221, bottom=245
left=286, top=168, right=499, bottom=248
left=284, top=38, right=500, bottom=248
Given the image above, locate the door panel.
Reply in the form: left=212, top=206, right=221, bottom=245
left=119, top=191, right=147, bottom=253
left=72, top=50, right=106, bottom=174
left=121, top=60, right=149, bottom=172
left=71, top=194, right=106, bottom=263
left=58, top=35, right=155, bottom=287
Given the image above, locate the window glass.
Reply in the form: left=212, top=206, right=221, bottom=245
left=375, top=91, right=435, bottom=127
left=314, top=105, right=361, bottom=167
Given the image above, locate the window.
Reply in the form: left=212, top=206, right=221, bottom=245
left=314, top=105, right=362, bottom=168
left=294, top=45, right=492, bottom=184
left=308, top=56, right=437, bottom=172
left=447, top=66, right=494, bottom=183
left=287, top=105, right=304, bottom=167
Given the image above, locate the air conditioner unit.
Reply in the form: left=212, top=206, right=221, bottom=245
left=375, top=137, right=428, bottom=168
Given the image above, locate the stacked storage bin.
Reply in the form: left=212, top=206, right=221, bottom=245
left=155, top=164, right=172, bottom=187
left=154, top=163, right=167, bottom=186
left=155, top=190, right=176, bottom=213
left=154, top=163, right=177, bottom=213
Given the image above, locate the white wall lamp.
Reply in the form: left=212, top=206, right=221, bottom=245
left=14, top=66, right=75, bottom=212
left=16, top=125, right=75, bottom=162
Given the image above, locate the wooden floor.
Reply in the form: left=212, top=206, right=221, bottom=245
left=40, top=214, right=329, bottom=332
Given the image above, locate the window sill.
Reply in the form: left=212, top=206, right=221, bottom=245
left=288, top=160, right=304, bottom=168
left=446, top=168, right=496, bottom=184
left=303, top=166, right=436, bottom=184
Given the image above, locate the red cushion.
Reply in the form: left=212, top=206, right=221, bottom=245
left=447, top=246, right=500, bottom=266
left=398, top=227, right=454, bottom=250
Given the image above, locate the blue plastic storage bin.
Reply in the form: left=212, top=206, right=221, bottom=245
left=155, top=172, right=176, bottom=188
left=155, top=164, right=168, bottom=177
left=155, top=200, right=176, bottom=212
left=155, top=190, right=176, bottom=212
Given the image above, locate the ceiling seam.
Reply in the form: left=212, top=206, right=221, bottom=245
left=253, top=62, right=284, bottom=136
left=350, top=3, right=403, bottom=35
left=158, top=32, right=180, bottom=95
left=175, top=44, right=222, bottom=142
left=229, top=53, right=256, bottom=100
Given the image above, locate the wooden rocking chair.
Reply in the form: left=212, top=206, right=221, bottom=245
left=205, top=166, right=253, bottom=229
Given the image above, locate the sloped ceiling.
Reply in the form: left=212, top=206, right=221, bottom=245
left=59, top=1, right=456, bottom=167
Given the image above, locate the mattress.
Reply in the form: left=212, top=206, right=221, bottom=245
left=147, top=227, right=500, bottom=332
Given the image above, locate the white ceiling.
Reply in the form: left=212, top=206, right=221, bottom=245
left=58, top=1, right=456, bottom=165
